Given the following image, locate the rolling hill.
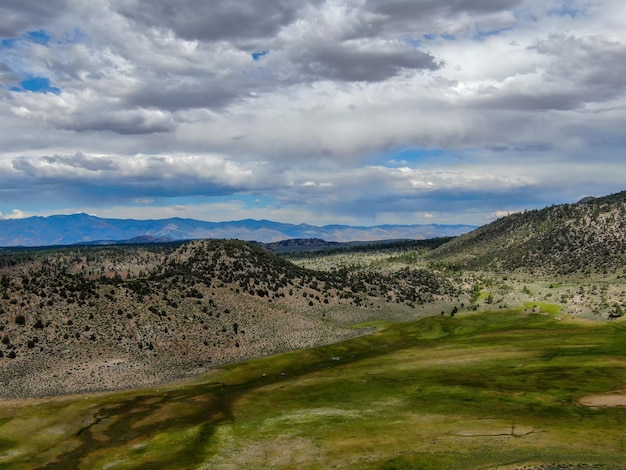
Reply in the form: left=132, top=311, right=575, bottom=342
left=0, top=239, right=461, bottom=399
left=427, top=190, right=626, bottom=274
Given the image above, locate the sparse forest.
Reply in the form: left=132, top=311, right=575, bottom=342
left=0, top=238, right=466, bottom=398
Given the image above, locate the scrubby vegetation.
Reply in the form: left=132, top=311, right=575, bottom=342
left=0, top=239, right=463, bottom=398
left=427, top=190, right=626, bottom=275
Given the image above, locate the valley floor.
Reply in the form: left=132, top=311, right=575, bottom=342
left=0, top=308, right=624, bottom=469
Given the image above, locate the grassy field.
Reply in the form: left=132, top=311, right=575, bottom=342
left=0, top=308, right=625, bottom=469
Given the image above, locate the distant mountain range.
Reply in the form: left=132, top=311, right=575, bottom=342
left=0, top=213, right=476, bottom=247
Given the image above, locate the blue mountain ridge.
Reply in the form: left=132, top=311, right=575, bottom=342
left=0, top=213, right=477, bottom=247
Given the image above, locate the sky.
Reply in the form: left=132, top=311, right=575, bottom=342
left=0, top=0, right=625, bottom=226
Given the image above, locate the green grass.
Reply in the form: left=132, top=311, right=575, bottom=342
left=0, top=310, right=625, bottom=469
left=523, top=301, right=563, bottom=315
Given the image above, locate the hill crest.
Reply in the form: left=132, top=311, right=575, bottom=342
left=428, top=190, right=626, bottom=274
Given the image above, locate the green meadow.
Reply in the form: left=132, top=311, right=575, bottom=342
left=1, top=309, right=625, bottom=469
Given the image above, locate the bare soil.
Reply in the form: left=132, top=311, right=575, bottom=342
left=578, top=392, right=626, bottom=407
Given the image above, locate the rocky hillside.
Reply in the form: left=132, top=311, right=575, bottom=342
left=427, top=190, right=626, bottom=275
left=0, top=239, right=461, bottom=399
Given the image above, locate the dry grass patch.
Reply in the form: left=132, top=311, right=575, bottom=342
left=579, top=391, right=626, bottom=407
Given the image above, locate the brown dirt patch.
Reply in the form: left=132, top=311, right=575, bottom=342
left=579, top=392, right=626, bottom=407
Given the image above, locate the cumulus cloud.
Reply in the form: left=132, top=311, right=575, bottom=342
left=0, top=209, right=28, bottom=220
left=0, top=1, right=625, bottom=225
left=2, top=152, right=289, bottom=205
left=0, top=3, right=68, bottom=37
left=488, top=210, right=520, bottom=220
left=116, top=0, right=318, bottom=42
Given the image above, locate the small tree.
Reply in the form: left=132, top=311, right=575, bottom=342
left=609, top=303, right=624, bottom=319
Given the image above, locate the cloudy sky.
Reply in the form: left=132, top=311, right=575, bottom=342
left=1, top=1, right=625, bottom=226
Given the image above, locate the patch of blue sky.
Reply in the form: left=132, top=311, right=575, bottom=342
left=10, top=76, right=61, bottom=94
left=60, top=27, right=90, bottom=45
left=403, top=34, right=455, bottom=49
left=548, top=0, right=586, bottom=18
left=159, top=194, right=277, bottom=208
left=422, top=33, right=456, bottom=42
left=228, top=194, right=276, bottom=208
left=472, top=27, right=513, bottom=41
left=1, top=29, right=51, bottom=49
left=378, top=147, right=480, bottom=169
left=389, top=148, right=445, bottom=165
left=375, top=148, right=457, bottom=167
left=26, top=29, right=51, bottom=45
left=0, top=38, right=19, bottom=49
left=251, top=50, right=269, bottom=61
left=403, top=37, right=422, bottom=47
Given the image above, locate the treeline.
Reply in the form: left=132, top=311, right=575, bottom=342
left=285, top=237, right=455, bottom=259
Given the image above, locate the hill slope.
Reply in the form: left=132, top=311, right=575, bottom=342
left=0, top=213, right=475, bottom=246
left=0, top=239, right=461, bottom=398
left=427, top=190, right=626, bottom=274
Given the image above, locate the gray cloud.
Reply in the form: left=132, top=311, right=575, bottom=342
left=366, top=0, right=521, bottom=17
left=364, top=0, right=522, bottom=35
left=0, top=1, right=625, bottom=225
left=0, top=2, right=69, bottom=37
left=125, top=80, right=242, bottom=112
left=487, top=142, right=553, bottom=153
left=40, top=153, right=120, bottom=172
left=0, top=62, right=20, bottom=86
left=298, top=40, right=441, bottom=82
left=533, top=34, right=626, bottom=103
left=116, top=0, right=320, bottom=42
left=3, top=153, right=289, bottom=204
left=471, top=34, right=626, bottom=112
left=56, top=110, right=178, bottom=135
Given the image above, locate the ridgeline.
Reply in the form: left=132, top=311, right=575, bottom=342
left=427, top=190, right=626, bottom=275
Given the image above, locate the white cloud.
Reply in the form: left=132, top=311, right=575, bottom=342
left=488, top=210, right=520, bottom=220
left=0, top=1, right=625, bottom=226
left=1, top=209, right=28, bottom=220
